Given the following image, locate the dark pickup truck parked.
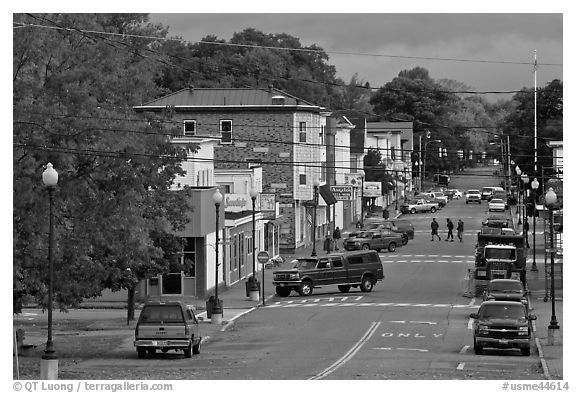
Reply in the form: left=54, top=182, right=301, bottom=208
left=272, top=250, right=384, bottom=297
left=134, top=301, right=201, bottom=358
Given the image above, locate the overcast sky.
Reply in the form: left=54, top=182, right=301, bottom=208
left=149, top=12, right=563, bottom=102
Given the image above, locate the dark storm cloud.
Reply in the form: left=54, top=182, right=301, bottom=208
left=150, top=13, right=562, bottom=99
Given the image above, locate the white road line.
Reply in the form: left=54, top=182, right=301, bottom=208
left=468, top=298, right=476, bottom=307
left=310, top=321, right=381, bottom=380
left=355, top=296, right=364, bottom=301
left=457, top=362, right=466, bottom=370
left=467, top=319, right=474, bottom=330
left=459, top=345, right=470, bottom=354
left=372, top=347, right=429, bottom=352
left=409, top=321, right=437, bottom=325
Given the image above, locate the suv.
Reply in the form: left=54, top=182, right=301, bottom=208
left=134, top=301, right=201, bottom=358
left=272, top=250, right=384, bottom=297
left=466, top=189, right=482, bottom=204
left=470, top=301, right=536, bottom=356
left=481, top=186, right=503, bottom=201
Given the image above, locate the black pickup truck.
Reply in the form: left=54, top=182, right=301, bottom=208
left=272, top=250, right=384, bottom=297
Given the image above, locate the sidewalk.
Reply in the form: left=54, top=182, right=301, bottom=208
left=525, top=263, right=563, bottom=380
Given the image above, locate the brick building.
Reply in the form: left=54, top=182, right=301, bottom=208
left=134, top=86, right=331, bottom=252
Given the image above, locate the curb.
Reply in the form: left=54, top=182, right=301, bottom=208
left=527, top=282, right=551, bottom=380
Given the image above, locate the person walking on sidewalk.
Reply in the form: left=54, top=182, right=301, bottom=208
left=430, top=218, right=441, bottom=241
left=457, top=219, right=464, bottom=242
left=446, top=218, right=454, bottom=241
left=382, top=208, right=389, bottom=219
left=323, top=234, right=333, bottom=254
left=333, top=226, right=341, bottom=250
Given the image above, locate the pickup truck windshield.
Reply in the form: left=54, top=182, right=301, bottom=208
left=491, top=282, right=523, bottom=292
left=140, top=305, right=184, bottom=323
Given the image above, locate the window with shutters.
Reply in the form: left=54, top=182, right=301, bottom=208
left=220, top=120, right=232, bottom=144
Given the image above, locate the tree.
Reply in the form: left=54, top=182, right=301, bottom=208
left=13, top=13, right=193, bottom=319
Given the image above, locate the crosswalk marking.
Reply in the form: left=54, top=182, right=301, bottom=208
left=381, top=259, right=474, bottom=264
left=267, top=301, right=478, bottom=309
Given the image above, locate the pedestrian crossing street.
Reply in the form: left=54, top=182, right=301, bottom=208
left=379, top=254, right=475, bottom=264
left=267, top=296, right=478, bottom=310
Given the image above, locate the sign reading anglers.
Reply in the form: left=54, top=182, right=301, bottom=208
left=330, top=185, right=353, bottom=201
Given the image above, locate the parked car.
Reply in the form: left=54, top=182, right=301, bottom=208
left=349, top=218, right=414, bottom=245
left=482, top=213, right=511, bottom=228
left=134, top=301, right=202, bottom=359
left=469, top=301, right=536, bottom=356
left=400, top=199, right=439, bottom=214
left=445, top=189, right=463, bottom=199
left=432, top=191, right=449, bottom=205
left=488, top=198, right=506, bottom=212
left=272, top=250, right=385, bottom=296
left=489, top=190, right=509, bottom=209
left=465, top=189, right=482, bottom=204
left=343, top=230, right=402, bottom=252
left=483, top=279, right=528, bottom=306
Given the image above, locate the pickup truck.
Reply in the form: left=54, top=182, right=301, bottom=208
left=343, top=230, right=402, bottom=252
left=134, top=301, right=201, bottom=358
left=400, top=199, right=438, bottom=214
left=272, top=250, right=384, bottom=297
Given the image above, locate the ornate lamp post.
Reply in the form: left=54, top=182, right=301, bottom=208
left=515, top=165, right=522, bottom=224
left=530, top=178, right=539, bottom=271
left=41, top=163, right=58, bottom=380
left=422, top=139, right=441, bottom=191
left=211, top=188, right=224, bottom=324
left=311, top=179, right=320, bottom=257
left=247, top=186, right=260, bottom=301
left=545, top=188, right=560, bottom=344
left=521, top=173, right=529, bottom=248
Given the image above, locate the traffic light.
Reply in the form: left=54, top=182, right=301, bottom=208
left=426, top=130, right=431, bottom=139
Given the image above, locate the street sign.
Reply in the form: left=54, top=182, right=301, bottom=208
left=330, top=185, right=353, bottom=201
left=257, top=251, right=270, bottom=264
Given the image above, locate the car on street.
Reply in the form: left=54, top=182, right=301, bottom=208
left=488, top=198, right=506, bottom=212
left=432, top=191, right=449, bottom=205
left=482, top=213, right=511, bottom=228
left=350, top=218, right=414, bottom=245
left=343, top=229, right=402, bottom=252
left=400, top=199, right=439, bottom=214
left=465, top=189, right=482, bottom=204
left=134, top=301, right=202, bottom=359
left=469, top=301, right=536, bottom=356
left=416, top=192, right=446, bottom=208
left=482, top=186, right=503, bottom=201
left=483, top=279, right=528, bottom=306
left=445, top=189, right=463, bottom=199
left=488, top=189, right=510, bottom=209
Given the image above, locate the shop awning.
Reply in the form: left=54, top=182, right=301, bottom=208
left=319, top=184, right=337, bottom=205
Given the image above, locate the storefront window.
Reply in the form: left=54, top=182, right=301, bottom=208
left=181, top=237, right=196, bottom=277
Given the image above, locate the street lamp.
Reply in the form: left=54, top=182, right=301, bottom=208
left=545, top=188, right=560, bottom=344
left=530, top=178, right=539, bottom=271
left=41, top=163, right=58, bottom=380
left=311, top=179, right=320, bottom=257
left=247, top=187, right=260, bottom=301
left=211, top=188, right=223, bottom=324
left=521, top=173, right=529, bottom=248
left=515, top=166, right=522, bottom=224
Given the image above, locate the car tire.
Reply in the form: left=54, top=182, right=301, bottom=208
left=401, top=234, right=408, bottom=245
left=430, top=207, right=437, bottom=213
left=388, top=242, right=397, bottom=252
left=473, top=339, right=483, bottom=355
left=521, top=347, right=530, bottom=356
left=298, top=280, right=314, bottom=296
left=361, top=244, right=370, bottom=250
left=275, top=286, right=292, bottom=297
left=192, top=340, right=201, bottom=355
left=338, top=285, right=351, bottom=293
left=147, top=348, right=156, bottom=355
left=410, top=208, right=416, bottom=214
left=360, top=276, right=374, bottom=292
left=137, top=347, right=146, bottom=359
left=184, top=344, right=192, bottom=358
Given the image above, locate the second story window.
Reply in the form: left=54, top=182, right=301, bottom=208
left=220, top=120, right=232, bottom=144
left=183, top=120, right=196, bottom=137
left=299, top=173, right=307, bottom=186
left=299, top=122, right=307, bottom=142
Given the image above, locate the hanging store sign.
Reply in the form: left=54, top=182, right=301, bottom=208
left=330, top=185, right=353, bottom=201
